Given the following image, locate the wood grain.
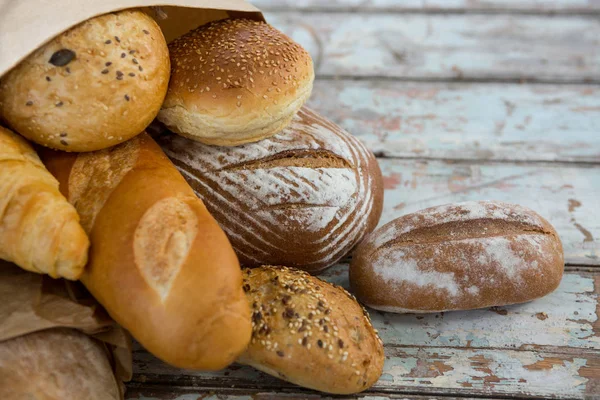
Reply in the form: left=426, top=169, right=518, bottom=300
left=264, top=12, right=600, bottom=82
left=254, top=0, right=600, bottom=13
left=127, top=269, right=600, bottom=399
left=306, top=81, right=600, bottom=163
left=376, top=158, right=599, bottom=266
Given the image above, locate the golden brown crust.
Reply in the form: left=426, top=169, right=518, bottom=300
left=0, top=10, right=169, bottom=152
left=158, top=18, right=314, bottom=146
left=0, top=126, right=88, bottom=279
left=40, top=134, right=252, bottom=370
left=350, top=201, right=565, bottom=313
left=0, top=328, right=120, bottom=400
left=238, top=266, right=384, bottom=394
left=157, top=107, right=383, bottom=273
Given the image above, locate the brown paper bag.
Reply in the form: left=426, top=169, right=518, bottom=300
left=0, top=260, right=132, bottom=393
left=0, top=0, right=265, bottom=77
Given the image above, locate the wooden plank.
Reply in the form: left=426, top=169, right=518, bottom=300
left=376, top=159, right=600, bottom=265
left=306, top=81, right=600, bottom=163
left=130, top=347, right=600, bottom=399
left=254, top=0, right=600, bottom=13
left=128, top=270, right=600, bottom=399
left=125, top=387, right=473, bottom=400
left=264, top=12, right=600, bottom=82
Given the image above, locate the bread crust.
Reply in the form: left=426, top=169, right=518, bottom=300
left=156, top=107, right=383, bottom=273
left=238, top=266, right=384, bottom=394
left=40, top=133, right=252, bottom=370
left=0, top=328, right=120, bottom=400
left=158, top=18, right=314, bottom=146
left=350, top=201, right=565, bottom=312
left=0, top=10, right=169, bottom=152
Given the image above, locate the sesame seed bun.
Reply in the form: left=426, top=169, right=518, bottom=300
left=0, top=10, right=169, bottom=152
left=238, top=266, right=384, bottom=394
left=157, top=18, right=314, bottom=146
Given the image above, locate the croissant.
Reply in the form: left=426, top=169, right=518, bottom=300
left=0, top=126, right=88, bottom=279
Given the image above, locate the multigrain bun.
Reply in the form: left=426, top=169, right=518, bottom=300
left=0, top=328, right=120, bottom=400
left=158, top=18, right=314, bottom=146
left=238, top=266, right=384, bottom=394
left=157, top=107, right=383, bottom=273
left=350, top=201, right=564, bottom=313
left=0, top=10, right=169, bottom=152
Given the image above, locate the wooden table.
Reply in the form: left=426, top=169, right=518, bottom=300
left=126, top=1, right=600, bottom=399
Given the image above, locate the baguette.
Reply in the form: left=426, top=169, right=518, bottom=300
left=40, top=133, right=251, bottom=369
left=0, top=126, right=88, bottom=279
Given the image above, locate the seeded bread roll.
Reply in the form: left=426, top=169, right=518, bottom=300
left=0, top=328, right=120, bottom=400
left=238, top=266, right=384, bottom=394
left=40, top=133, right=251, bottom=370
left=158, top=18, right=314, bottom=146
left=0, top=10, right=169, bottom=152
left=156, top=107, right=383, bottom=273
left=350, top=201, right=564, bottom=313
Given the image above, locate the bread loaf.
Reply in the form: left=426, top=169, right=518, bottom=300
left=156, top=107, right=383, bottom=273
left=350, top=201, right=564, bottom=313
left=0, top=328, right=121, bottom=400
left=238, top=266, right=384, bottom=394
left=0, top=10, right=169, bottom=152
left=158, top=18, right=314, bottom=146
left=0, top=126, right=88, bottom=279
left=40, top=133, right=251, bottom=370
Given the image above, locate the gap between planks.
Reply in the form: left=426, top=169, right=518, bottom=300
left=315, top=75, right=600, bottom=86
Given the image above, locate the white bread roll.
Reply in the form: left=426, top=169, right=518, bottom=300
left=158, top=18, right=314, bottom=146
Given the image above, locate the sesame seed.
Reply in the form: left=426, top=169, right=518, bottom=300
left=114, top=36, right=120, bottom=43
left=55, top=101, right=63, bottom=107
left=276, top=351, right=284, bottom=357
left=129, top=50, right=136, bottom=54
left=124, top=94, right=130, bottom=101
left=121, top=53, right=126, bottom=58
left=45, top=76, right=51, bottom=82
left=60, top=132, right=67, bottom=137
left=105, top=40, right=111, bottom=44
left=132, top=58, right=138, bottom=64
left=101, top=69, right=109, bottom=74
left=129, top=73, right=135, bottom=77
left=60, top=139, right=68, bottom=146
left=143, top=29, right=149, bottom=34
left=25, top=101, right=33, bottom=106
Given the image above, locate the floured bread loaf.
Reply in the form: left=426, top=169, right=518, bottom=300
left=0, top=328, right=120, bottom=400
left=40, top=133, right=251, bottom=370
left=238, top=266, right=384, bottom=394
left=350, top=201, right=564, bottom=313
left=156, top=107, right=383, bottom=273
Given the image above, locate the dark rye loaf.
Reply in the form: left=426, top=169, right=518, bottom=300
left=157, top=107, right=383, bottom=273
left=350, top=201, right=564, bottom=313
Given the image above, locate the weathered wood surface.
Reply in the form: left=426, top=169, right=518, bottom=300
left=264, top=13, right=600, bottom=82
left=376, top=158, right=599, bottom=266
left=127, top=268, right=600, bottom=399
left=253, top=0, right=600, bottom=13
left=306, top=81, right=600, bottom=163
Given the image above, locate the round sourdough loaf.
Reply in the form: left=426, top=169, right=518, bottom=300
left=350, top=201, right=564, bottom=313
left=0, top=328, right=120, bottom=400
left=158, top=18, right=314, bottom=146
left=237, top=266, right=384, bottom=394
left=156, top=107, right=383, bottom=273
left=0, top=10, right=169, bottom=152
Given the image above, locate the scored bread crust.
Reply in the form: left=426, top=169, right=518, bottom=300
left=40, top=133, right=251, bottom=370
left=0, top=328, right=120, bottom=400
left=238, top=266, right=384, bottom=394
left=157, top=107, right=384, bottom=273
left=158, top=18, right=314, bottom=146
left=350, top=201, right=565, bottom=313
left=0, top=10, right=169, bottom=152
